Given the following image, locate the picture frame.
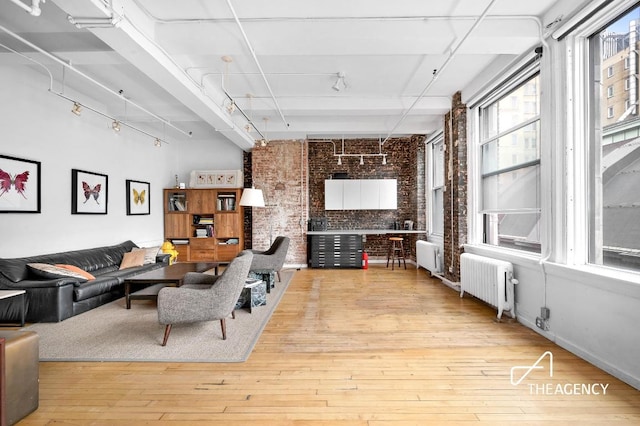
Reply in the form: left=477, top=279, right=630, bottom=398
left=0, top=154, right=41, bottom=214
left=189, top=170, right=242, bottom=188
left=126, top=179, right=150, bottom=215
left=71, top=169, right=108, bottom=214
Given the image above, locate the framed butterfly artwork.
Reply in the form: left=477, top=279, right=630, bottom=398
left=0, top=154, right=41, bottom=213
left=125, top=179, right=150, bottom=215
left=71, top=169, right=108, bottom=214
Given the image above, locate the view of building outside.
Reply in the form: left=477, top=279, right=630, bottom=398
left=595, top=6, right=640, bottom=272
left=480, top=73, right=541, bottom=253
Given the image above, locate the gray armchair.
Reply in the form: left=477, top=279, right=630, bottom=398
left=157, top=250, right=253, bottom=346
left=250, top=236, right=290, bottom=281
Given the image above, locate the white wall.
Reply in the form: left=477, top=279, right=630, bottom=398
left=460, top=0, right=640, bottom=390
left=0, top=65, right=243, bottom=257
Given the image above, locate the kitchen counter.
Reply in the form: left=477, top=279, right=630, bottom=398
left=306, top=229, right=426, bottom=235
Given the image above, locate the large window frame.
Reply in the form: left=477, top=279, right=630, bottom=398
left=583, top=2, right=640, bottom=273
left=426, top=133, right=445, bottom=239
left=476, top=65, right=542, bottom=254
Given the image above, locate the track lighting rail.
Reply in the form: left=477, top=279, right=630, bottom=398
left=0, top=23, right=192, bottom=140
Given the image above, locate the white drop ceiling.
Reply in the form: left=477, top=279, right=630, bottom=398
left=0, top=0, right=575, bottom=150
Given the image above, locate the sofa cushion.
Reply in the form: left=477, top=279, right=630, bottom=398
left=132, top=246, right=161, bottom=264
left=119, top=250, right=146, bottom=269
left=55, top=264, right=96, bottom=281
left=73, top=276, right=121, bottom=301
left=0, top=240, right=138, bottom=283
left=27, top=263, right=89, bottom=282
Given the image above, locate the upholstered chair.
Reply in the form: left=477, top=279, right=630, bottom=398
left=250, top=236, right=290, bottom=282
left=157, top=251, right=253, bottom=346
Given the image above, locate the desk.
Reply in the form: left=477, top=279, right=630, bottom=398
left=307, top=229, right=426, bottom=236
left=306, top=230, right=426, bottom=268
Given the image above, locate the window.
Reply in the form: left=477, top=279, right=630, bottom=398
left=625, top=78, right=631, bottom=90
left=588, top=5, right=640, bottom=273
left=479, top=72, right=541, bottom=253
left=607, top=86, right=614, bottom=97
left=607, top=66, right=614, bottom=77
left=428, top=136, right=445, bottom=236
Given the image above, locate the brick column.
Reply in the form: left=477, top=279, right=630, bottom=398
left=443, top=92, right=467, bottom=282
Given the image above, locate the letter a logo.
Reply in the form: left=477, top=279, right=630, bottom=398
left=510, top=351, right=553, bottom=386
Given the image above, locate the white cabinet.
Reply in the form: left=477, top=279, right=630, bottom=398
left=324, top=180, right=343, bottom=210
left=379, top=179, right=397, bottom=209
left=325, top=179, right=397, bottom=210
left=359, top=180, right=380, bottom=209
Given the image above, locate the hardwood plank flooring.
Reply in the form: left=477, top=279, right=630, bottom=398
left=19, top=265, right=640, bottom=425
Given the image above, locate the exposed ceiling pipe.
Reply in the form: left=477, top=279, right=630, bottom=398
left=0, top=22, right=193, bottom=138
left=382, top=0, right=499, bottom=144
left=8, top=0, right=44, bottom=17
left=225, top=0, right=290, bottom=130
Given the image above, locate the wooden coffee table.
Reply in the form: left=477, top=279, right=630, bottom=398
left=123, top=262, right=218, bottom=309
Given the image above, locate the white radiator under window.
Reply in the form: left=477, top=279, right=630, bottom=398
left=416, top=240, right=441, bottom=274
left=460, top=253, right=518, bottom=319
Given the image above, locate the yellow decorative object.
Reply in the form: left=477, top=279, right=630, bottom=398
left=161, top=241, right=179, bottom=265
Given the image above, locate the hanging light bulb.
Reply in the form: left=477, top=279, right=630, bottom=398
left=337, top=155, right=342, bottom=165
left=382, top=155, right=387, bottom=165
left=359, top=155, right=364, bottom=165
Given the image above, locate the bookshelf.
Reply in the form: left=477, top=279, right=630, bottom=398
left=163, top=188, right=243, bottom=262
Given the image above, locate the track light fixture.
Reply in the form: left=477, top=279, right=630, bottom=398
left=71, top=102, right=82, bottom=116
left=226, top=100, right=236, bottom=115
left=331, top=137, right=388, bottom=165
left=332, top=72, right=346, bottom=91
left=58, top=95, right=170, bottom=146
left=154, top=138, right=162, bottom=147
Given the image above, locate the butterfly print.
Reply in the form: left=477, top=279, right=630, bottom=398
left=0, top=169, right=29, bottom=199
left=82, top=181, right=101, bottom=204
left=133, top=189, right=146, bottom=205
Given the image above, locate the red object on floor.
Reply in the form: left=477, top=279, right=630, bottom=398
left=363, top=251, right=369, bottom=269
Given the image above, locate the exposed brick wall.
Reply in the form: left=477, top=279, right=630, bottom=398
left=246, top=136, right=426, bottom=265
left=248, top=140, right=308, bottom=265
left=308, top=136, right=425, bottom=260
left=443, top=91, right=468, bottom=282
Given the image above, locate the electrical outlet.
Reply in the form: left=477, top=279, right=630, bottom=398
left=540, top=307, right=550, bottom=320
left=535, top=317, right=546, bottom=330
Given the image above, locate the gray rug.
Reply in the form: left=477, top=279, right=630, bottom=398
left=26, top=271, right=293, bottom=363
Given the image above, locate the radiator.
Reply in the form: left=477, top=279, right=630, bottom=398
left=416, top=240, right=441, bottom=274
left=460, top=253, right=517, bottom=319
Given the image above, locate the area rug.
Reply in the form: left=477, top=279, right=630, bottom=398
left=26, top=270, right=293, bottom=363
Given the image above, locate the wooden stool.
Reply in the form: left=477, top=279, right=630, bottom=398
left=386, top=237, right=406, bottom=270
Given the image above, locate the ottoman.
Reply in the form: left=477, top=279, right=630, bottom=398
left=0, top=331, right=39, bottom=425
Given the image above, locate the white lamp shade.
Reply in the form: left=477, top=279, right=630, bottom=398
left=239, top=187, right=265, bottom=207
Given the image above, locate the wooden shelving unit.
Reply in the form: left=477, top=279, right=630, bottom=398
left=163, top=188, right=244, bottom=262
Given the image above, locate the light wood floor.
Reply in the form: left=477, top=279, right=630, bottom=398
left=19, top=265, right=640, bottom=425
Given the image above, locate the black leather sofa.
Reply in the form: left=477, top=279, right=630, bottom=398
left=0, top=241, right=169, bottom=323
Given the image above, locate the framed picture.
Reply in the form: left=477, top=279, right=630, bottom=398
left=126, top=179, right=150, bottom=215
left=189, top=170, right=242, bottom=188
left=72, top=169, right=108, bottom=214
left=0, top=154, right=41, bottom=213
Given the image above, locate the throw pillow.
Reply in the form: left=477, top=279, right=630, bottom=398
left=27, top=263, right=90, bottom=282
left=132, top=246, right=161, bottom=264
left=55, top=264, right=96, bottom=281
left=119, top=250, right=146, bottom=270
